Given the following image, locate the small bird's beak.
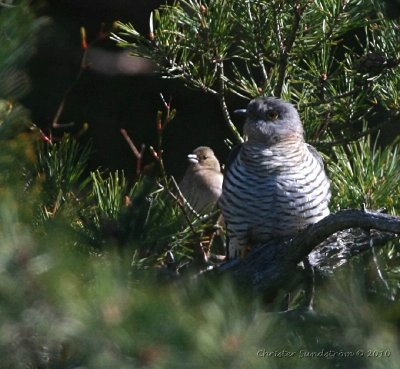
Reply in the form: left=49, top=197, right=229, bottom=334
left=234, top=108, right=247, bottom=117
left=187, top=154, right=199, bottom=164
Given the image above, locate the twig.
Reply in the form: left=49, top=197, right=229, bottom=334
left=271, top=4, right=283, bottom=57
left=369, top=237, right=392, bottom=298
left=120, top=128, right=145, bottom=177
left=52, top=25, right=109, bottom=130
left=275, top=3, right=304, bottom=97
left=149, top=145, right=167, bottom=179
left=258, top=55, right=269, bottom=84
left=159, top=93, right=174, bottom=131
left=150, top=94, right=177, bottom=179
left=170, top=175, right=220, bottom=221
left=170, top=176, right=201, bottom=220
left=30, top=123, right=53, bottom=144
left=160, top=179, right=197, bottom=235
left=250, top=2, right=268, bottom=83
left=120, top=129, right=141, bottom=158
left=312, top=120, right=390, bottom=148
left=218, top=61, right=244, bottom=143
left=303, top=88, right=361, bottom=108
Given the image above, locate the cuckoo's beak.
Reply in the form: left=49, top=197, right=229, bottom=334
left=187, top=154, right=199, bottom=164
left=234, top=108, right=247, bottom=117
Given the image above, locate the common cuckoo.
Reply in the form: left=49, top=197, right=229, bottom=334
left=219, top=97, right=331, bottom=259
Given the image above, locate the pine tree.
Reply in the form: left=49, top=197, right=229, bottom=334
left=1, top=1, right=400, bottom=368
left=114, top=0, right=400, bottom=212
left=114, top=1, right=399, bottom=137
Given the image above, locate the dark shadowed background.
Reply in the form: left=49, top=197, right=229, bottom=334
left=24, top=0, right=240, bottom=181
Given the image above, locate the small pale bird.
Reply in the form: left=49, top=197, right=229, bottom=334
left=219, top=97, right=331, bottom=259
left=179, top=146, right=223, bottom=215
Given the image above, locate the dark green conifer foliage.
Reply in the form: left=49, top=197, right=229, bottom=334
left=1, top=1, right=400, bottom=368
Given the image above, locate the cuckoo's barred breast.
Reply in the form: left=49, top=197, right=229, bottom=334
left=219, top=97, right=331, bottom=259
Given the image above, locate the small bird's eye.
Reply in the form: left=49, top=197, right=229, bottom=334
left=266, top=111, right=279, bottom=120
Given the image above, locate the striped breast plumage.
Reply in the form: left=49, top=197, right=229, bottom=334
left=219, top=97, right=331, bottom=259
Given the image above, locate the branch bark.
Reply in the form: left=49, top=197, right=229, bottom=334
left=218, top=61, right=244, bottom=144
left=215, top=209, right=400, bottom=295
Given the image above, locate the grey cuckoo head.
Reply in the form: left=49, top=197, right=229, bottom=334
left=186, top=146, right=221, bottom=172
left=236, top=97, right=304, bottom=145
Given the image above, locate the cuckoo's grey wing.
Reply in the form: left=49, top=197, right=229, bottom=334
left=223, top=143, right=242, bottom=175
left=306, top=143, right=325, bottom=167
left=220, top=143, right=243, bottom=259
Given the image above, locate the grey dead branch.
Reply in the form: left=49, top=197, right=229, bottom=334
left=215, top=209, right=400, bottom=296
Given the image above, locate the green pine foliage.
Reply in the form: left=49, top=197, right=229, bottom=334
left=1, top=0, right=400, bottom=368
left=32, top=136, right=92, bottom=222
left=328, top=134, right=400, bottom=212
left=113, top=0, right=400, bottom=143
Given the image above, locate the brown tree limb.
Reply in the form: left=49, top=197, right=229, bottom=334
left=120, top=128, right=145, bottom=177
left=216, top=209, right=400, bottom=295
left=287, top=209, right=400, bottom=263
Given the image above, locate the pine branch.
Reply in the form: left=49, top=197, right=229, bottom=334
left=274, top=2, right=304, bottom=97
left=218, top=61, right=243, bottom=143
left=215, top=209, right=400, bottom=295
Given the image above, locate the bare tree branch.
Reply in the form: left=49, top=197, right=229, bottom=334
left=218, top=61, right=244, bottom=144
left=215, top=209, right=400, bottom=295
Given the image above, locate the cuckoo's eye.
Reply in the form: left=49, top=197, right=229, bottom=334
left=266, top=110, right=279, bottom=120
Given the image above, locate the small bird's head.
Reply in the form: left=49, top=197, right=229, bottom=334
left=237, top=97, right=304, bottom=145
left=187, top=146, right=221, bottom=172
